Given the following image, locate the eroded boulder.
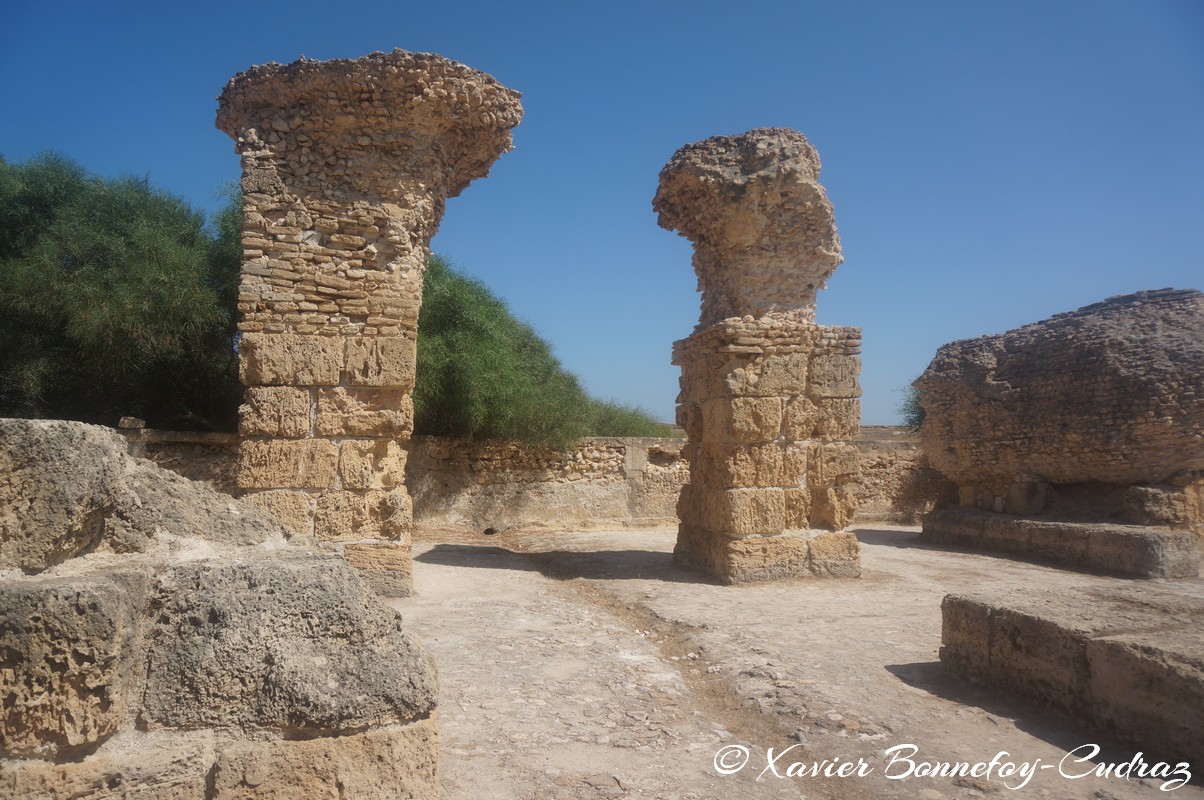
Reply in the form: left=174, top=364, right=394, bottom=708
left=0, top=420, right=128, bottom=570
left=141, top=553, right=436, bottom=734
left=0, top=568, right=150, bottom=758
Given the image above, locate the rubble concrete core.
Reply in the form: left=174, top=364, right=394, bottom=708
left=217, top=50, right=523, bottom=596
left=655, top=128, right=863, bottom=583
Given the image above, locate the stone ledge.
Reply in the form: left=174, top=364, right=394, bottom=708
left=941, top=586, right=1204, bottom=766
left=921, top=509, right=1200, bottom=578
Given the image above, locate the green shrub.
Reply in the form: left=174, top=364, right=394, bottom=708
left=899, top=383, right=926, bottom=432
left=414, top=256, right=669, bottom=447
left=0, top=153, right=241, bottom=429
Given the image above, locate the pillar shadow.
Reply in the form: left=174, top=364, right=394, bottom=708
left=415, top=542, right=722, bottom=585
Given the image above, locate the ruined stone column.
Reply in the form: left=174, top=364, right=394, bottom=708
left=655, top=128, right=862, bottom=583
left=217, top=51, right=522, bottom=596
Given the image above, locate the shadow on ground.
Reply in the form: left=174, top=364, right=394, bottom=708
left=884, top=661, right=1175, bottom=772
left=415, top=542, right=721, bottom=585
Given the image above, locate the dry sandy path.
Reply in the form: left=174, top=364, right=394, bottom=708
left=393, top=526, right=1203, bottom=800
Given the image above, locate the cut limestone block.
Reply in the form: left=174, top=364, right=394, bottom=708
left=941, top=585, right=1204, bottom=765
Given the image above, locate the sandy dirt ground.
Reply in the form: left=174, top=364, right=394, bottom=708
left=392, top=526, right=1203, bottom=800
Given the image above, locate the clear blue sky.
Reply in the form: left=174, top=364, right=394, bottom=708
left=3, top=1, right=1201, bottom=424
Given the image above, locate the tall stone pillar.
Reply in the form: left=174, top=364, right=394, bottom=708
left=217, top=51, right=522, bottom=595
left=655, top=128, right=862, bottom=583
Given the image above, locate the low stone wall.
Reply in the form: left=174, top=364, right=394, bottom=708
left=942, top=586, right=1204, bottom=767
left=122, top=428, right=240, bottom=494
left=850, top=427, right=956, bottom=524
left=118, top=427, right=944, bottom=531
left=923, top=509, right=1200, bottom=578
left=407, top=436, right=689, bottom=532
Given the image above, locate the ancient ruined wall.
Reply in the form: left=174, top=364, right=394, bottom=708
left=850, top=428, right=957, bottom=524
left=916, top=289, right=1204, bottom=526
left=408, top=436, right=688, bottom=531
left=216, top=51, right=522, bottom=595
left=656, top=129, right=862, bottom=583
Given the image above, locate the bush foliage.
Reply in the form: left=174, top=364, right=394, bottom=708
left=0, top=153, right=242, bottom=430
left=899, top=383, right=926, bottom=432
left=0, top=154, right=669, bottom=445
left=414, top=256, right=670, bottom=447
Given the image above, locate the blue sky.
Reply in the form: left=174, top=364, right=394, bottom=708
left=3, top=1, right=1201, bottom=424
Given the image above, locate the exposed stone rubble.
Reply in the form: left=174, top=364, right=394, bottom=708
left=942, top=585, right=1204, bottom=767
left=0, top=419, right=439, bottom=798
left=916, top=289, right=1204, bottom=574
left=655, top=129, right=862, bottom=582
left=217, top=49, right=523, bottom=596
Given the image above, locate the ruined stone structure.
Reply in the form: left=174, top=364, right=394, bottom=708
left=916, top=289, right=1204, bottom=575
left=917, top=289, right=1204, bottom=523
left=1, top=419, right=438, bottom=798
left=655, top=129, right=862, bottom=583
left=217, top=51, right=523, bottom=596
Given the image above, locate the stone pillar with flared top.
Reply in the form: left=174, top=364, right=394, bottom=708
left=217, top=50, right=523, bottom=596
left=655, top=128, right=862, bottom=583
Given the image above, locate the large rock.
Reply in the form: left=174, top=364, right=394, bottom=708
left=916, top=289, right=1204, bottom=517
left=0, top=420, right=128, bottom=570
left=0, top=568, right=150, bottom=757
left=141, top=553, right=436, bottom=734
left=1, top=418, right=440, bottom=797
left=0, top=419, right=288, bottom=573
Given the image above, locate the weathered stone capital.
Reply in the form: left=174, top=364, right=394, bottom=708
left=216, top=49, right=523, bottom=202
left=653, top=128, right=842, bottom=326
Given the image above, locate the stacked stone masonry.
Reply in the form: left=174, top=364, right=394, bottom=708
left=216, top=50, right=522, bottom=596
left=656, top=128, right=862, bottom=583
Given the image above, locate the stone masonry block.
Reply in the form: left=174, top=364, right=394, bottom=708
left=807, top=530, right=861, bottom=576
left=807, top=442, right=860, bottom=487
left=345, top=335, right=417, bottom=388
left=813, top=398, right=861, bottom=440
left=240, top=333, right=342, bottom=386
left=317, top=387, right=413, bottom=437
left=807, top=353, right=861, bottom=399
left=237, top=439, right=339, bottom=490
left=784, top=487, right=811, bottom=529
left=315, top=490, right=412, bottom=542
left=783, top=397, right=819, bottom=441
left=0, top=569, right=149, bottom=758
left=688, top=442, right=807, bottom=489
left=754, top=351, right=809, bottom=396
left=679, top=485, right=785, bottom=537
left=700, top=396, right=783, bottom=443
left=242, top=490, right=315, bottom=538
left=339, top=440, right=407, bottom=490
left=1086, top=631, right=1204, bottom=767
left=343, top=542, right=415, bottom=598
left=239, top=386, right=312, bottom=438
left=809, top=486, right=856, bottom=530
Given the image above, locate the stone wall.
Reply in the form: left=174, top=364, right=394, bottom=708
left=851, top=427, right=957, bottom=524
left=119, top=427, right=943, bottom=530
left=408, top=436, right=688, bottom=532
